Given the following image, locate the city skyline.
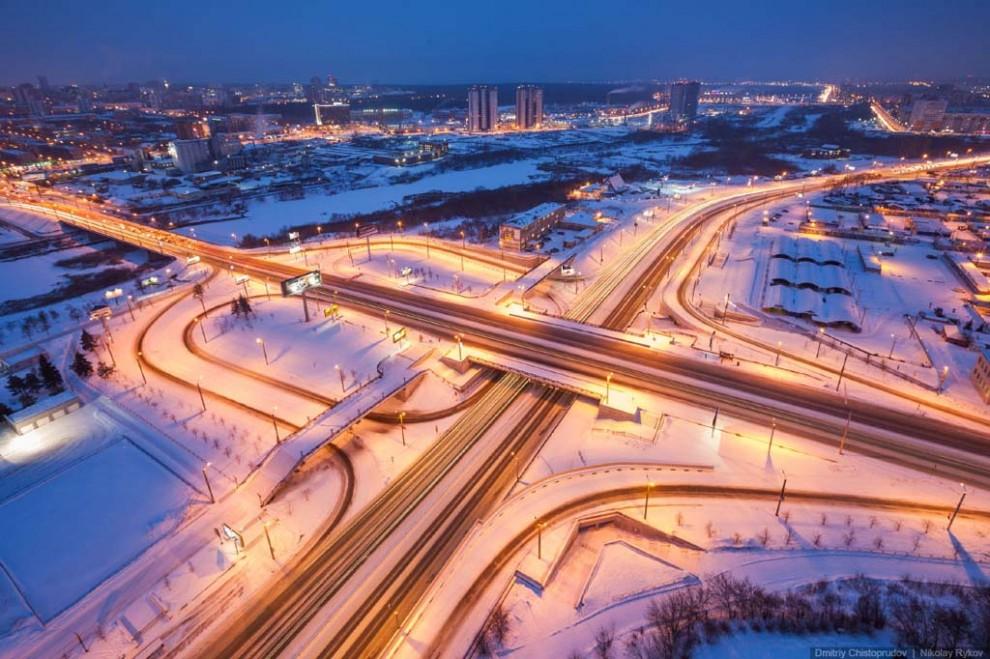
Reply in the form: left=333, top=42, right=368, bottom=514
left=3, top=0, right=990, bottom=86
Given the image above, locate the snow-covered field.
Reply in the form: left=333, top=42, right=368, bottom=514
left=0, top=417, right=194, bottom=623
left=189, top=159, right=552, bottom=245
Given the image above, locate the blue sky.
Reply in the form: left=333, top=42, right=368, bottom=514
left=3, top=0, right=989, bottom=85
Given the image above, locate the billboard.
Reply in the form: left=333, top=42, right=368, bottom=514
left=356, top=224, right=379, bottom=238
left=280, top=270, right=322, bottom=297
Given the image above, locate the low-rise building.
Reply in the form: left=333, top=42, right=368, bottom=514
left=972, top=347, right=990, bottom=404
left=499, top=203, right=566, bottom=250
left=4, top=391, right=83, bottom=435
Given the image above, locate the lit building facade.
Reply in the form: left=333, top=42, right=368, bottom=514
left=468, top=85, right=498, bottom=132
left=515, top=85, right=543, bottom=129
left=669, top=81, right=701, bottom=121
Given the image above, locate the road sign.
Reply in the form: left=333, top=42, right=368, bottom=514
left=89, top=305, right=112, bottom=320
left=324, top=303, right=339, bottom=318
left=391, top=327, right=407, bottom=343
left=221, top=523, right=244, bottom=550
left=280, top=270, right=321, bottom=296
left=356, top=224, right=379, bottom=239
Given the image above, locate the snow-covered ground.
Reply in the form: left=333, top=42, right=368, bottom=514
left=686, top=193, right=989, bottom=409
left=0, top=417, right=195, bottom=623
left=187, top=159, right=552, bottom=245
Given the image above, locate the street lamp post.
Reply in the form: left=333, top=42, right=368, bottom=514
left=537, top=521, right=545, bottom=559
left=835, top=353, right=849, bottom=391
left=256, top=338, right=269, bottom=366
left=272, top=408, right=280, bottom=444
left=455, top=334, right=463, bottom=361
left=136, top=351, right=147, bottom=386
left=398, top=411, right=406, bottom=446
left=203, top=463, right=215, bottom=503
left=104, top=339, right=117, bottom=368
left=263, top=522, right=275, bottom=560
left=605, top=372, right=613, bottom=404
left=643, top=481, right=652, bottom=520
left=775, top=341, right=782, bottom=367
left=888, top=333, right=897, bottom=359
left=775, top=477, right=787, bottom=517
left=767, top=419, right=777, bottom=458
left=126, top=295, right=135, bottom=321
left=459, top=230, right=465, bottom=271
left=384, top=309, right=391, bottom=335
left=196, top=378, right=207, bottom=411
left=335, top=364, right=345, bottom=393
left=815, top=327, right=825, bottom=358
left=424, top=223, right=431, bottom=259
left=839, top=411, right=851, bottom=454
left=948, top=484, right=967, bottom=531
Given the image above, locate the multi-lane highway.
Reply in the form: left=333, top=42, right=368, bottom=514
left=3, top=154, right=990, bottom=657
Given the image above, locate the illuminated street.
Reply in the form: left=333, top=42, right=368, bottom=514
left=1, top=4, right=990, bottom=659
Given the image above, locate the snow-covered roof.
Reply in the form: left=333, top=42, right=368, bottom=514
left=771, top=235, right=845, bottom=266
left=768, top=259, right=853, bottom=295
left=763, top=285, right=861, bottom=330
left=505, top=203, right=563, bottom=229
left=5, top=391, right=81, bottom=424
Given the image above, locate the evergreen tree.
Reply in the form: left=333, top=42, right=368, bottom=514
left=71, top=351, right=94, bottom=378
left=37, top=353, right=64, bottom=394
left=193, top=283, right=204, bottom=298
left=80, top=329, right=97, bottom=352
left=231, top=298, right=242, bottom=316
left=22, top=371, right=42, bottom=394
left=238, top=295, right=252, bottom=315
left=5, top=374, right=24, bottom=397
left=96, top=362, right=115, bottom=379
left=0, top=402, right=12, bottom=416
left=17, top=392, right=36, bottom=408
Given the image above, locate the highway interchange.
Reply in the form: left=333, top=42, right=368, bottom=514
left=3, top=153, right=990, bottom=657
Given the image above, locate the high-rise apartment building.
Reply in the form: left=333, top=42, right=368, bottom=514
left=468, top=85, right=498, bottom=132
left=669, top=81, right=701, bottom=121
left=908, top=98, right=948, bottom=132
left=515, top=85, right=544, bottom=130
